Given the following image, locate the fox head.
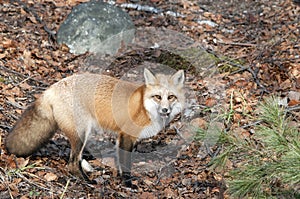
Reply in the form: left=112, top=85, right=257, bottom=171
left=143, top=68, right=185, bottom=125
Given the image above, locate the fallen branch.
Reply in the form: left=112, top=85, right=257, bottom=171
left=217, top=41, right=257, bottom=47
left=229, top=62, right=269, bottom=94
left=117, top=3, right=186, bottom=18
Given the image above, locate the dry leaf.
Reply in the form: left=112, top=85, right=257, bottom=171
left=16, top=158, right=29, bottom=168
left=205, top=97, right=217, bottom=107
left=23, top=49, right=34, bottom=68
left=19, top=82, right=31, bottom=90
left=190, top=117, right=207, bottom=129
left=28, top=16, right=37, bottom=23
left=44, top=172, right=58, bottom=182
left=288, top=99, right=300, bottom=106
left=140, top=192, right=155, bottom=199
left=0, top=53, right=6, bottom=59
left=2, top=39, right=14, bottom=48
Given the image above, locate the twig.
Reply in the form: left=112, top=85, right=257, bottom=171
left=15, top=172, right=50, bottom=191
left=208, top=50, right=268, bottom=94
left=211, top=145, right=222, bottom=158
left=227, top=61, right=269, bottom=94
left=154, top=158, right=177, bottom=185
left=217, top=41, right=257, bottom=47
left=15, top=74, right=37, bottom=87
left=0, top=65, right=49, bottom=87
left=286, top=105, right=300, bottom=112
left=0, top=123, right=11, bottom=130
left=173, top=125, right=188, bottom=144
left=240, top=120, right=262, bottom=129
left=5, top=100, right=26, bottom=110
left=60, top=179, right=70, bottom=199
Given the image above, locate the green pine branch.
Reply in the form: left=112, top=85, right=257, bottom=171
left=197, top=96, right=300, bottom=198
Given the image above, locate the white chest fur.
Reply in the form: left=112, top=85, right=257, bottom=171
left=138, top=120, right=164, bottom=140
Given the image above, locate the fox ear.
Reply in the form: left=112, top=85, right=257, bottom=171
left=144, top=68, right=157, bottom=85
left=171, top=70, right=185, bottom=87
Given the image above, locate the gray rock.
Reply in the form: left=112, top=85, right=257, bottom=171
left=57, top=1, right=135, bottom=55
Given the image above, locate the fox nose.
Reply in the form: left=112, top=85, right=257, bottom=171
left=162, top=108, right=169, bottom=113
left=160, top=108, right=170, bottom=118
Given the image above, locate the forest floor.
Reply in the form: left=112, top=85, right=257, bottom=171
left=0, top=0, right=299, bottom=198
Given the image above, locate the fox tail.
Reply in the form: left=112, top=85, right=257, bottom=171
left=6, top=97, right=58, bottom=157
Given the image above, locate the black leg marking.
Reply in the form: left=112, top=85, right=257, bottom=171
left=118, top=134, right=137, bottom=189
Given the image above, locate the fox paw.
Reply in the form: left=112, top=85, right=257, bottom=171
left=122, top=173, right=138, bottom=189
left=124, top=179, right=138, bottom=189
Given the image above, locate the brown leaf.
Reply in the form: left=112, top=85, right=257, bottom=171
left=44, top=172, right=58, bottom=182
left=2, top=39, right=14, bottom=48
left=164, top=188, right=176, bottom=198
left=19, top=82, right=31, bottom=90
left=143, top=179, right=153, bottom=186
left=182, top=178, right=192, bottom=186
left=9, top=183, right=19, bottom=198
left=288, top=99, right=300, bottom=106
left=101, top=157, right=115, bottom=168
left=17, top=158, right=29, bottom=168
left=116, top=0, right=127, bottom=3
left=140, top=192, right=155, bottom=199
left=23, top=49, right=34, bottom=68
left=295, top=77, right=300, bottom=89
left=0, top=53, right=6, bottom=59
left=233, top=113, right=242, bottom=121
left=280, top=79, right=292, bottom=90
left=190, top=118, right=207, bottom=129
left=20, top=8, right=26, bottom=15
left=205, top=97, right=217, bottom=107
left=28, top=16, right=37, bottom=24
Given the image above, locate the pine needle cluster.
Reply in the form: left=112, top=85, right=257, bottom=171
left=199, top=96, right=300, bottom=198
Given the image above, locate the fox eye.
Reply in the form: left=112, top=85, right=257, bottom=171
left=153, top=95, right=162, bottom=101
left=168, top=95, right=176, bottom=101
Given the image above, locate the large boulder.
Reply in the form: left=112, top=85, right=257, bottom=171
left=57, top=1, right=135, bottom=55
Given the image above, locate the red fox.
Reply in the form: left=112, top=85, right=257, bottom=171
left=5, top=68, right=185, bottom=187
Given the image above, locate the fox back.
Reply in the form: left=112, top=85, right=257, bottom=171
left=43, top=69, right=185, bottom=140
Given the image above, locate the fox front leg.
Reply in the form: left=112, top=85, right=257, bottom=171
left=117, top=133, right=137, bottom=188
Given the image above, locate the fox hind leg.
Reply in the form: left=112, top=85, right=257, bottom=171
left=67, top=135, right=89, bottom=181
left=67, top=126, right=94, bottom=183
